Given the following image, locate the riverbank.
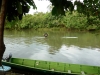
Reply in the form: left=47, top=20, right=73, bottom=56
left=5, top=11, right=100, bottom=31
left=5, top=27, right=99, bottom=33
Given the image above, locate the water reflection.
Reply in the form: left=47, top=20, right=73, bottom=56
left=62, top=37, right=78, bottom=38
left=4, top=30, right=100, bottom=66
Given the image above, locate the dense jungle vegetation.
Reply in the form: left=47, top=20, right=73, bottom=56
left=5, top=11, right=100, bottom=31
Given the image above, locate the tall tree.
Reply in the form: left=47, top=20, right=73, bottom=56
left=0, top=0, right=8, bottom=66
left=74, top=0, right=100, bottom=18
left=50, top=0, right=74, bottom=15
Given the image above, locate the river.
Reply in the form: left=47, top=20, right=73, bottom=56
left=3, top=29, right=100, bottom=66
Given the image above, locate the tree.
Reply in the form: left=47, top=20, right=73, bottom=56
left=0, top=0, right=7, bottom=66
left=74, top=0, right=100, bottom=18
left=50, top=0, right=74, bottom=15
left=49, top=0, right=100, bottom=18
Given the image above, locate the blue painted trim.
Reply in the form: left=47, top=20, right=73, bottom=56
left=0, top=65, right=11, bottom=71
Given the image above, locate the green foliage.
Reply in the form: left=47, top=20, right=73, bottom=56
left=16, top=0, right=22, bottom=14
left=62, top=12, right=87, bottom=30
left=50, top=0, right=74, bottom=16
left=5, top=20, right=18, bottom=29
left=0, top=0, right=37, bottom=22
left=74, top=0, right=100, bottom=19
left=5, top=11, right=100, bottom=31
left=1, top=0, right=100, bottom=21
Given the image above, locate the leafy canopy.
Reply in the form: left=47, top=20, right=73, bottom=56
left=74, top=0, right=100, bottom=18
left=50, top=0, right=74, bottom=16
left=0, top=0, right=37, bottom=21
left=1, top=0, right=100, bottom=21
left=50, top=0, right=100, bottom=19
left=0, top=0, right=74, bottom=21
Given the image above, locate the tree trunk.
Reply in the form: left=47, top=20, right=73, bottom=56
left=0, top=0, right=8, bottom=66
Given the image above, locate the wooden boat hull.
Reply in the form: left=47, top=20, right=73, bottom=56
left=2, top=58, right=100, bottom=75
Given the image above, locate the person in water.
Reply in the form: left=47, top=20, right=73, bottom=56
left=44, top=33, right=48, bottom=37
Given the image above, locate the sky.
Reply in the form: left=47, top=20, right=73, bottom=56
left=28, top=0, right=51, bottom=14
left=28, top=0, right=83, bottom=14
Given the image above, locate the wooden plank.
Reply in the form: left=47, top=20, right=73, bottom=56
left=81, top=65, right=99, bottom=74
left=23, top=59, right=35, bottom=67
left=49, top=62, right=65, bottom=72
left=69, top=64, right=80, bottom=73
left=10, top=58, right=24, bottom=65
left=64, top=63, right=70, bottom=72
left=34, top=60, right=49, bottom=70
left=98, top=67, right=100, bottom=74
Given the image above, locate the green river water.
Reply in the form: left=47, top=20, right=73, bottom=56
left=3, top=29, right=100, bottom=66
